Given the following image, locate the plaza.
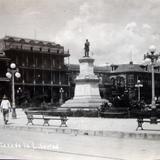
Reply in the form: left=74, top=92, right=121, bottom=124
left=1, top=109, right=160, bottom=139
left=0, top=109, right=160, bottom=160
left=1, top=1, right=160, bottom=160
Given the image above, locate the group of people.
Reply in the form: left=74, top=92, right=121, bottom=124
left=0, top=95, right=11, bottom=125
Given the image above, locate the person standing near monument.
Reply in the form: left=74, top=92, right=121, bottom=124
left=84, top=39, right=90, bottom=57
left=0, top=95, right=11, bottom=124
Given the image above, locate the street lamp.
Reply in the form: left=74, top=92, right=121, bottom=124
left=59, top=87, right=64, bottom=105
left=6, top=63, right=21, bottom=118
left=144, top=45, right=160, bottom=109
left=135, top=80, right=143, bottom=102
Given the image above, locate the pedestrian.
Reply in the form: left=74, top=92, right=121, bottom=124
left=0, top=95, right=11, bottom=124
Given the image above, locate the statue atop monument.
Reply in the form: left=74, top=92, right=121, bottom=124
left=84, top=39, right=90, bottom=57
left=61, top=38, right=107, bottom=109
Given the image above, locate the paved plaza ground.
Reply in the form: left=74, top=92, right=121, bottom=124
left=0, top=109, right=160, bottom=160
left=0, top=109, right=160, bottom=139
left=0, top=127, right=160, bottom=160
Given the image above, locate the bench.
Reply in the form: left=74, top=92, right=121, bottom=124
left=136, top=117, right=160, bottom=130
left=24, top=111, right=68, bottom=127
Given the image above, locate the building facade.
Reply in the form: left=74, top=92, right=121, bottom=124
left=110, top=61, right=160, bottom=104
left=0, top=51, right=10, bottom=98
left=0, top=35, right=160, bottom=107
left=0, top=36, right=70, bottom=105
left=68, top=61, right=160, bottom=105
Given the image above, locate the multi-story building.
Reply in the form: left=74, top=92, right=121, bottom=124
left=0, top=35, right=160, bottom=106
left=110, top=61, right=160, bottom=103
left=0, top=36, right=70, bottom=105
left=68, top=61, right=160, bottom=104
left=0, top=51, right=10, bottom=98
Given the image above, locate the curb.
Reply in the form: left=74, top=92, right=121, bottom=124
left=1, top=125, right=160, bottom=140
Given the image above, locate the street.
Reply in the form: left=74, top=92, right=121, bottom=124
left=0, top=128, right=160, bottom=160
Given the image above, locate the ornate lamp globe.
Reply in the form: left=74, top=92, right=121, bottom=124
left=6, top=72, right=12, bottom=79
left=149, top=45, right=156, bottom=54
left=137, top=80, right=141, bottom=84
left=144, top=58, right=151, bottom=64
left=60, top=87, right=64, bottom=92
left=15, top=72, right=21, bottom=78
left=10, top=63, right=16, bottom=69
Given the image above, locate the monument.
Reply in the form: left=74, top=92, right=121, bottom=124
left=61, top=39, right=106, bottom=110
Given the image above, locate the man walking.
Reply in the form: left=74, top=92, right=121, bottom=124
left=1, top=95, right=11, bottom=124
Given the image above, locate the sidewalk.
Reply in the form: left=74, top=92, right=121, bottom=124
left=1, top=109, right=160, bottom=140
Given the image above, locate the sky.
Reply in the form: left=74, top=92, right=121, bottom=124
left=0, top=0, right=160, bottom=65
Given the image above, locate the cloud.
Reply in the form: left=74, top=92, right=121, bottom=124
left=55, top=0, right=160, bottom=65
left=0, top=0, right=160, bottom=65
left=125, top=22, right=137, bottom=32
left=142, top=24, right=151, bottom=30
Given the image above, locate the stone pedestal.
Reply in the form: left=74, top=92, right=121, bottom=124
left=61, top=56, right=106, bottom=110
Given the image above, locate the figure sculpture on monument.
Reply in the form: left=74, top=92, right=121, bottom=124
left=84, top=39, right=90, bottom=57
left=61, top=38, right=107, bottom=109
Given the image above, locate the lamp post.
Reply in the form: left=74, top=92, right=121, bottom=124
left=135, top=80, right=143, bottom=102
left=6, top=63, right=21, bottom=118
left=144, top=45, right=160, bottom=109
left=59, top=87, right=64, bottom=105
